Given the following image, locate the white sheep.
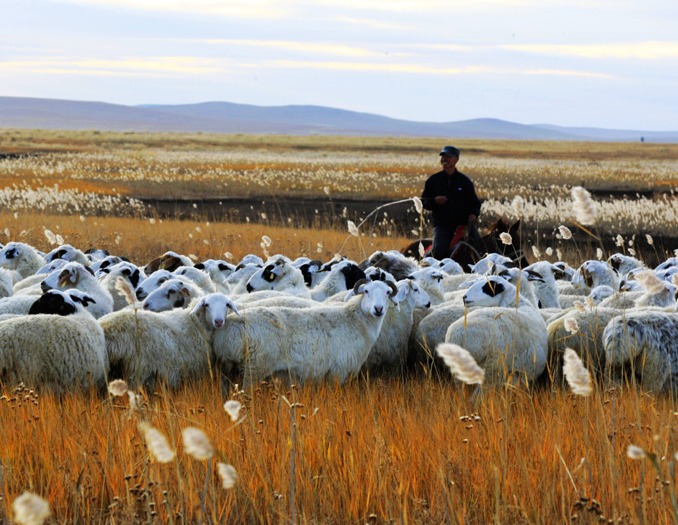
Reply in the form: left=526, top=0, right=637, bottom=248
left=588, top=285, right=617, bottom=305
left=0, top=289, right=107, bottom=392
left=135, top=269, right=173, bottom=301
left=608, top=253, right=645, bottom=276
left=406, top=267, right=446, bottom=306
left=444, top=276, right=548, bottom=386
left=360, top=250, right=418, bottom=281
left=523, top=261, right=562, bottom=308
left=235, top=293, right=318, bottom=310
left=194, top=259, right=236, bottom=290
left=603, top=309, right=678, bottom=392
left=573, top=260, right=620, bottom=292
left=0, top=268, right=14, bottom=299
left=497, top=267, right=539, bottom=307
left=40, top=261, right=114, bottom=319
left=13, top=259, right=69, bottom=296
left=141, top=278, right=204, bottom=312
left=172, top=265, right=216, bottom=294
left=410, top=300, right=469, bottom=371
left=363, top=278, right=431, bottom=375
left=143, top=250, right=194, bottom=274
left=469, top=253, right=513, bottom=275
left=44, top=244, right=91, bottom=266
left=546, top=306, right=623, bottom=381
left=0, top=295, right=48, bottom=316
left=245, top=256, right=311, bottom=297
left=309, top=259, right=366, bottom=302
left=212, top=279, right=398, bottom=386
left=419, top=257, right=464, bottom=275
left=292, top=257, right=324, bottom=287
left=221, top=262, right=263, bottom=296
left=0, top=242, right=46, bottom=282
left=655, top=256, right=678, bottom=272
left=98, top=261, right=144, bottom=310
left=553, top=261, right=575, bottom=281
left=100, top=292, right=239, bottom=390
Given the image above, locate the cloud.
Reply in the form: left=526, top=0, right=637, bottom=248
left=0, top=57, right=220, bottom=77
left=53, top=0, right=290, bottom=19
left=191, top=39, right=384, bottom=58
left=504, top=41, right=678, bottom=60
left=272, top=60, right=614, bottom=79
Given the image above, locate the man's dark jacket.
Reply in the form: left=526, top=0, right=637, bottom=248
left=421, top=170, right=482, bottom=227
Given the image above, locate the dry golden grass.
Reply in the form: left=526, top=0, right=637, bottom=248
left=0, top=212, right=409, bottom=264
left=2, top=377, right=678, bottom=524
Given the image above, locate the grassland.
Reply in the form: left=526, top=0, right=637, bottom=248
left=0, top=130, right=678, bottom=524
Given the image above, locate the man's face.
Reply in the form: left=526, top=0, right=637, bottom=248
left=440, top=154, right=458, bottom=174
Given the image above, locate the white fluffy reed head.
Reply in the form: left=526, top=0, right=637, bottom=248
left=217, top=463, right=238, bottom=489
left=571, top=186, right=596, bottom=225
left=564, top=317, right=579, bottom=334
left=634, top=269, right=665, bottom=295
left=224, top=400, right=243, bottom=422
left=563, top=348, right=593, bottom=397
left=107, top=379, right=129, bottom=397
left=12, top=492, right=51, bottom=525
left=115, top=276, right=137, bottom=307
left=499, top=232, right=513, bottom=246
left=558, top=225, right=573, bottom=240
left=182, top=427, right=214, bottom=461
left=436, top=343, right=484, bottom=385
left=138, top=422, right=176, bottom=463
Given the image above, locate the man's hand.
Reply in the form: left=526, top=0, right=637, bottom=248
left=434, top=195, right=448, bottom=205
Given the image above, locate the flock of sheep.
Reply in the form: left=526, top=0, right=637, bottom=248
left=0, top=240, right=677, bottom=395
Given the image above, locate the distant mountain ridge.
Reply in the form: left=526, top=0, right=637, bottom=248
left=1, top=96, right=676, bottom=142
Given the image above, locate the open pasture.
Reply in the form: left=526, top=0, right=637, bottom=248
left=1, top=131, right=678, bottom=524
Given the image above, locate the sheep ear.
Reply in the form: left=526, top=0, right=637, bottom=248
left=392, top=282, right=407, bottom=305
left=482, top=280, right=504, bottom=297
left=525, top=269, right=544, bottom=282
left=191, top=297, right=206, bottom=314
left=226, top=299, right=240, bottom=316
left=58, top=268, right=76, bottom=286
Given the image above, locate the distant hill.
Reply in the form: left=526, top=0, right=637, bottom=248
left=1, top=96, right=676, bottom=142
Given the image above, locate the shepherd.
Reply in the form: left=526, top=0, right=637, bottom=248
left=421, top=145, right=482, bottom=260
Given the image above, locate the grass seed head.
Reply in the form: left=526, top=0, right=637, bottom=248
left=224, top=399, right=243, bottom=422
left=107, top=379, right=129, bottom=397
left=12, top=492, right=51, bottom=525
left=436, top=343, right=484, bottom=385
left=217, top=463, right=238, bottom=489
left=138, top=422, right=176, bottom=463
left=182, top=427, right=214, bottom=460
left=571, top=186, right=597, bottom=225
left=563, top=348, right=593, bottom=397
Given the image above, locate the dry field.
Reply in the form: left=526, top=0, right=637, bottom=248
left=1, top=130, right=678, bottom=524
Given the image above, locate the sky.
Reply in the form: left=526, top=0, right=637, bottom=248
left=1, top=0, right=678, bottom=130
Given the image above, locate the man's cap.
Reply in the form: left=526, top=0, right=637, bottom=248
left=439, top=145, right=460, bottom=157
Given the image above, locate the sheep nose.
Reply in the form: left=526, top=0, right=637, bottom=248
left=246, top=283, right=254, bottom=293
left=462, top=297, right=469, bottom=306
left=136, top=290, right=145, bottom=300
left=214, top=319, right=224, bottom=328
left=142, top=303, right=151, bottom=310
left=40, top=282, right=52, bottom=293
left=373, top=305, right=384, bottom=317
